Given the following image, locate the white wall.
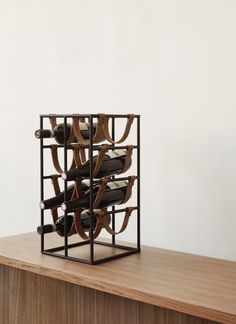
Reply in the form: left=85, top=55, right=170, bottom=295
left=0, top=0, right=236, bottom=261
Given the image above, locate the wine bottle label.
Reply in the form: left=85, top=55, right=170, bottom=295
left=107, top=180, right=128, bottom=190
left=79, top=122, right=89, bottom=131
left=106, top=149, right=126, bottom=159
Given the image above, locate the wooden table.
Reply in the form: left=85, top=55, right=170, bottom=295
left=0, top=233, right=235, bottom=324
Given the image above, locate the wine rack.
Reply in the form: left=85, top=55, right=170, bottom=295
left=38, top=113, right=140, bottom=264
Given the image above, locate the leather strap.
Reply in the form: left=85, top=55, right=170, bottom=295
left=122, top=176, right=137, bottom=204
left=49, top=116, right=76, bottom=144
left=51, top=207, right=59, bottom=223
left=93, top=176, right=110, bottom=208
left=50, top=144, right=76, bottom=174
left=49, top=116, right=57, bottom=129
left=68, top=216, right=77, bottom=236
left=51, top=174, right=61, bottom=196
left=121, top=145, right=133, bottom=173
left=103, top=114, right=134, bottom=144
left=72, top=144, right=83, bottom=168
left=74, top=208, right=103, bottom=240
left=67, top=126, right=76, bottom=144
left=72, top=114, right=106, bottom=145
left=74, top=177, right=84, bottom=199
left=100, top=207, right=134, bottom=235
left=80, top=146, right=87, bottom=164
left=93, top=144, right=109, bottom=177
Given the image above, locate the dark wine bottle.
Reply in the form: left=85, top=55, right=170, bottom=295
left=62, top=149, right=131, bottom=180
left=35, top=122, right=96, bottom=144
left=61, top=180, right=129, bottom=212
left=39, top=180, right=99, bottom=210
left=37, top=210, right=111, bottom=236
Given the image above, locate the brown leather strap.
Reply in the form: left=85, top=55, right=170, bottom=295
left=95, top=114, right=107, bottom=143
left=67, top=126, right=76, bottom=144
left=74, top=208, right=103, bottom=240
left=72, top=144, right=83, bottom=168
left=68, top=216, right=77, bottom=236
left=93, top=176, right=110, bottom=208
left=103, top=114, right=134, bottom=144
left=72, top=114, right=106, bottom=145
left=122, top=176, right=137, bottom=204
left=93, top=144, right=109, bottom=177
left=72, top=143, right=87, bottom=168
left=121, top=145, right=133, bottom=173
left=100, top=207, right=134, bottom=235
left=49, top=116, right=75, bottom=144
left=74, top=178, right=84, bottom=199
left=80, top=147, right=87, bottom=163
left=50, top=145, right=63, bottom=174
left=50, top=174, right=61, bottom=196
left=49, top=116, right=57, bottom=129
left=51, top=207, right=59, bottom=223
left=50, top=145, right=76, bottom=174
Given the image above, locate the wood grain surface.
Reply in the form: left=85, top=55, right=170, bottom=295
left=0, top=265, right=216, bottom=324
left=0, top=232, right=235, bottom=323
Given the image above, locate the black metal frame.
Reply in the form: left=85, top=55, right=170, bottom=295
left=39, top=114, right=140, bottom=264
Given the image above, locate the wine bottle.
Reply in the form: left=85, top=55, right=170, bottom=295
left=37, top=210, right=111, bottom=236
left=62, top=149, right=131, bottom=180
left=39, top=180, right=99, bottom=210
left=61, top=180, right=130, bottom=212
left=35, top=122, right=96, bottom=144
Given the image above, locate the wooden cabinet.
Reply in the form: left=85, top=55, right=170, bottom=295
left=0, top=233, right=235, bottom=323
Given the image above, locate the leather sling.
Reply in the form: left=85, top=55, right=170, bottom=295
left=102, top=114, right=135, bottom=144
left=93, top=176, right=110, bottom=208
left=72, top=114, right=106, bottom=145
left=74, top=208, right=104, bottom=240
left=72, top=144, right=133, bottom=178
left=73, top=144, right=84, bottom=168
left=50, top=144, right=76, bottom=174
left=122, top=176, right=137, bottom=204
left=51, top=114, right=134, bottom=145
left=49, top=116, right=75, bottom=144
left=121, top=145, right=133, bottom=173
left=99, top=207, right=135, bottom=235
left=94, top=144, right=134, bottom=176
left=49, top=115, right=57, bottom=129
left=93, top=175, right=136, bottom=209
left=92, top=144, right=109, bottom=177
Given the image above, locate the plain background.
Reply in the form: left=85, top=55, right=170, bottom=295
left=0, top=0, right=236, bottom=261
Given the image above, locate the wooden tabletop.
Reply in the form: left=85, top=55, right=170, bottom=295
left=0, top=233, right=235, bottom=323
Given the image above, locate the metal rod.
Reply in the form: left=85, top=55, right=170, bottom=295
left=89, top=116, right=94, bottom=264
left=40, top=114, right=140, bottom=118
left=42, top=246, right=139, bottom=265
left=43, top=175, right=62, bottom=180
left=43, top=144, right=139, bottom=150
left=93, top=249, right=139, bottom=264
left=93, top=241, right=136, bottom=250
left=137, top=116, right=141, bottom=251
left=42, top=251, right=93, bottom=265
left=105, top=206, right=138, bottom=216
left=111, top=117, right=116, bottom=245
left=44, top=238, right=136, bottom=254
left=40, top=116, right=44, bottom=252
left=64, top=117, right=68, bottom=257
left=45, top=240, right=90, bottom=253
